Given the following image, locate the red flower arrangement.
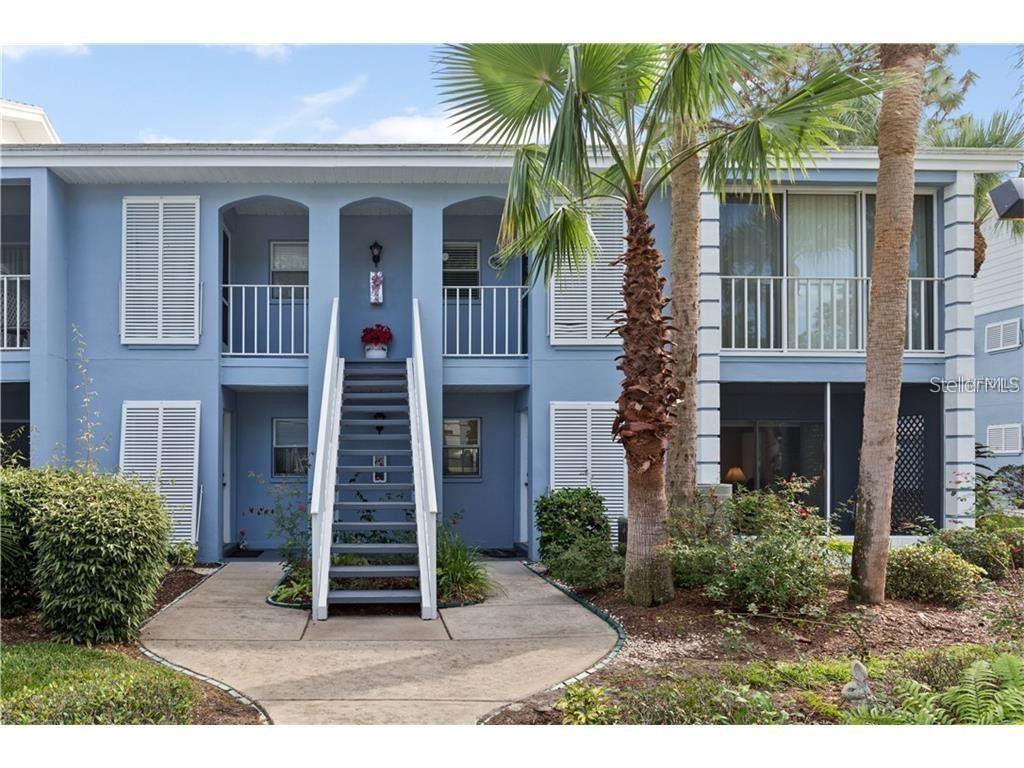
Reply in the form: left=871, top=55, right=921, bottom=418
left=361, top=324, right=393, bottom=346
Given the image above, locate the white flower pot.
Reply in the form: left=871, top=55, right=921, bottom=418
left=365, top=344, right=388, bottom=359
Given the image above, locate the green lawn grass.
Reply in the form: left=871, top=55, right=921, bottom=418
left=1, top=643, right=196, bottom=724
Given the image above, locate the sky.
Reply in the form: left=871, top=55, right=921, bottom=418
left=1, top=44, right=1021, bottom=144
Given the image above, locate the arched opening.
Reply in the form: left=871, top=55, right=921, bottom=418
left=219, top=195, right=309, bottom=356
left=339, top=198, right=413, bottom=359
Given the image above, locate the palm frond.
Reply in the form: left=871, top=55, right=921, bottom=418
left=498, top=202, right=598, bottom=287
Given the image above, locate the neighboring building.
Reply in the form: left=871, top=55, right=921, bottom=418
left=0, top=99, right=60, bottom=144
left=1, top=144, right=1019, bottom=618
left=974, top=220, right=1024, bottom=474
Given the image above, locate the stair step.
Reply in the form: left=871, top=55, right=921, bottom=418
left=345, top=380, right=408, bottom=389
left=343, top=392, right=408, bottom=401
left=338, top=448, right=412, bottom=456
left=337, top=465, right=414, bottom=472
left=346, top=368, right=407, bottom=377
left=331, top=543, right=417, bottom=555
left=334, top=520, right=417, bottom=531
left=335, top=500, right=414, bottom=509
left=341, top=419, right=410, bottom=427
left=337, top=482, right=413, bottom=490
left=341, top=405, right=409, bottom=413
left=327, top=589, right=421, bottom=604
left=329, top=564, right=419, bottom=578
left=339, top=434, right=410, bottom=441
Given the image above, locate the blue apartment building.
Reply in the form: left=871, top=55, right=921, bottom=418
left=1, top=143, right=1019, bottom=619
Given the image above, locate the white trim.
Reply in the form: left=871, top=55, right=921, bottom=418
left=442, top=416, right=482, bottom=478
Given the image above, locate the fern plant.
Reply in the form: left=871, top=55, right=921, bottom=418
left=844, top=655, right=1024, bottom=724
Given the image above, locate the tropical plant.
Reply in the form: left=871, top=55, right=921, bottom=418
left=851, top=44, right=935, bottom=604
left=436, top=523, right=492, bottom=604
left=438, top=44, right=882, bottom=605
left=923, top=110, right=1024, bottom=275
left=555, top=683, right=619, bottom=725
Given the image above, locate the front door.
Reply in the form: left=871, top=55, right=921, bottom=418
left=222, top=411, right=232, bottom=544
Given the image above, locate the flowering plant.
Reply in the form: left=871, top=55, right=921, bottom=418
left=361, top=324, right=393, bottom=346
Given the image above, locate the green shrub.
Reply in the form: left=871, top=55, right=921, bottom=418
left=545, top=534, right=623, bottom=590
left=996, top=528, right=1024, bottom=569
left=0, top=467, right=71, bottom=616
left=977, top=512, right=1024, bottom=532
left=844, top=654, right=1024, bottom=725
left=669, top=541, right=724, bottom=589
left=437, top=525, right=492, bottom=604
left=31, top=470, right=170, bottom=643
left=929, top=528, right=1012, bottom=580
left=167, top=541, right=198, bottom=568
left=704, top=534, right=831, bottom=615
left=725, top=476, right=829, bottom=538
left=0, top=643, right=194, bottom=724
left=535, top=487, right=610, bottom=562
left=668, top=491, right=731, bottom=545
left=555, top=683, right=619, bottom=724
left=885, top=545, right=983, bottom=607
left=269, top=563, right=312, bottom=604
left=618, top=677, right=790, bottom=724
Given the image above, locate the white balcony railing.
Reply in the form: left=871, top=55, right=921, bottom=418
left=721, top=276, right=942, bottom=353
left=222, top=284, right=308, bottom=356
left=2, top=275, right=30, bottom=350
left=443, top=285, right=527, bottom=357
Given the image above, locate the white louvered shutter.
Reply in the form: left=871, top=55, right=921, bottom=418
left=550, top=402, right=627, bottom=542
left=550, top=202, right=625, bottom=344
left=985, top=319, right=1021, bottom=353
left=122, top=197, right=200, bottom=345
left=121, top=401, right=201, bottom=543
left=987, top=424, right=1023, bottom=455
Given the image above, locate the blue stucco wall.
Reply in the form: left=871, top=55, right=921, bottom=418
left=975, top=306, right=1024, bottom=472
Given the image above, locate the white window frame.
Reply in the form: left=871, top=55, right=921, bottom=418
left=272, top=417, right=309, bottom=478
left=987, top=424, right=1023, bottom=455
left=120, top=196, right=201, bottom=346
left=443, top=417, right=482, bottom=478
left=548, top=203, right=626, bottom=347
left=985, top=318, right=1022, bottom=353
left=269, top=240, right=309, bottom=286
left=442, top=241, right=481, bottom=287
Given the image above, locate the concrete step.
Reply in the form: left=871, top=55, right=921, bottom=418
left=341, top=405, right=409, bottom=413
left=331, top=542, right=418, bottom=555
left=345, top=380, right=408, bottom=389
left=329, top=564, right=419, bottom=578
left=335, top=500, right=414, bottom=510
left=343, top=392, right=408, bottom=401
left=339, top=434, right=410, bottom=442
left=327, top=589, right=420, bottom=604
left=333, top=520, right=417, bottom=531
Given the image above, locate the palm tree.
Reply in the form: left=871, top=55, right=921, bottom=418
left=438, top=44, right=881, bottom=606
left=923, top=111, right=1024, bottom=275
left=851, top=44, right=935, bottom=604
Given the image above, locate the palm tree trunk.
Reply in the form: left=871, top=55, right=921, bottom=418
left=851, top=43, right=933, bottom=604
left=618, top=189, right=678, bottom=607
left=972, top=219, right=987, bottom=277
left=666, top=121, right=701, bottom=510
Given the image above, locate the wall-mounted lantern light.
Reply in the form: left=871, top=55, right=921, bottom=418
left=989, top=176, right=1024, bottom=221
left=369, top=241, right=384, bottom=266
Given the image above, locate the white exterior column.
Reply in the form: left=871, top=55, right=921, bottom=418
left=942, top=171, right=976, bottom=528
left=696, top=190, right=722, bottom=484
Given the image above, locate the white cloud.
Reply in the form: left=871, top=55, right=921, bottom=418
left=240, top=45, right=291, bottom=61
left=253, top=75, right=368, bottom=141
left=2, top=44, right=89, bottom=61
left=337, top=112, right=464, bottom=144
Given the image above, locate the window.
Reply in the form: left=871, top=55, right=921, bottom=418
left=720, top=194, right=782, bottom=277
left=273, top=418, right=308, bottom=477
left=549, top=202, right=625, bottom=345
left=443, top=241, right=480, bottom=286
left=720, top=420, right=825, bottom=511
left=443, top=418, right=481, bottom=477
left=121, top=197, right=200, bottom=345
left=987, top=424, right=1022, bottom=455
left=865, top=195, right=934, bottom=277
left=270, top=241, right=309, bottom=286
left=985, top=319, right=1021, bottom=353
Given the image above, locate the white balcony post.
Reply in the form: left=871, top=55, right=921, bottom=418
left=696, top=190, right=722, bottom=485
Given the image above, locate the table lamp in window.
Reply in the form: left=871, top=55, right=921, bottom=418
left=724, top=466, right=748, bottom=486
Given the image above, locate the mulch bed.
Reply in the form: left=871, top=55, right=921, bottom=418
left=487, top=569, right=1024, bottom=725
left=1, top=566, right=261, bottom=725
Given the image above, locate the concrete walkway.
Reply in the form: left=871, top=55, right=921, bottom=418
left=141, top=560, right=616, bottom=724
